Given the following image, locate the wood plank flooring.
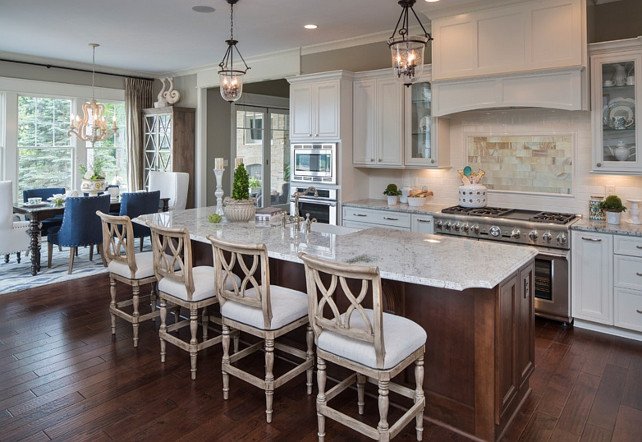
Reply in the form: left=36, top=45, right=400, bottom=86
left=1, top=274, right=641, bottom=441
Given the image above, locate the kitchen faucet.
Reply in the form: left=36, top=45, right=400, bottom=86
left=289, top=186, right=318, bottom=231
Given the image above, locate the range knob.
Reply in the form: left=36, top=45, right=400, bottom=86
left=489, top=226, right=501, bottom=237
left=453, top=222, right=461, bottom=232
left=542, top=231, right=552, bottom=243
left=528, top=231, right=538, bottom=241
left=445, top=222, right=452, bottom=231
left=557, top=233, right=567, bottom=245
left=471, top=224, right=480, bottom=234
left=436, top=220, right=443, bottom=229
left=511, top=229, right=521, bottom=239
left=462, top=223, right=470, bottom=233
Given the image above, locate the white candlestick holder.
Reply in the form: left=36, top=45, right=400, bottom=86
left=628, top=199, right=640, bottom=225
left=214, top=168, right=225, bottom=218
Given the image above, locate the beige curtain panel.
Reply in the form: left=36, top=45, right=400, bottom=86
left=125, top=78, right=153, bottom=191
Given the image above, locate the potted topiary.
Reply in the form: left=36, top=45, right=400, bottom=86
left=79, top=158, right=107, bottom=196
left=597, top=194, right=627, bottom=225
left=383, top=184, right=402, bottom=205
left=223, top=162, right=256, bottom=222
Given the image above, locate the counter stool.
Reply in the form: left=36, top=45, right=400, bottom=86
left=148, top=222, right=237, bottom=380
left=208, top=236, right=314, bottom=423
left=299, top=252, right=427, bottom=442
left=97, top=211, right=159, bottom=347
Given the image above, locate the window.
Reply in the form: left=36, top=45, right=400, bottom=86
left=242, top=112, right=263, bottom=145
left=17, top=95, right=73, bottom=196
left=87, top=101, right=127, bottom=189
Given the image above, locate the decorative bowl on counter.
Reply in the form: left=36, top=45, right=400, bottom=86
left=408, top=196, right=427, bottom=207
left=459, top=184, right=487, bottom=208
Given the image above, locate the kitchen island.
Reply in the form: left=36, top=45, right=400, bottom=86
left=138, top=208, right=538, bottom=441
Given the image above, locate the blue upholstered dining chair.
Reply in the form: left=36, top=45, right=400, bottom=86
left=23, top=187, right=66, bottom=236
left=119, top=191, right=161, bottom=251
left=47, top=195, right=111, bottom=274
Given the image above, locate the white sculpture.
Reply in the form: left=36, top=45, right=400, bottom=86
left=154, top=77, right=181, bottom=108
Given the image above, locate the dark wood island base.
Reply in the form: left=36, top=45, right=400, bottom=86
left=193, top=241, right=535, bottom=441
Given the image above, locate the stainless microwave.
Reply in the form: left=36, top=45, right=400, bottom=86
left=291, top=143, right=336, bottom=184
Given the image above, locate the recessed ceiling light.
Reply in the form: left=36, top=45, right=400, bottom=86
left=425, top=0, right=440, bottom=3
left=304, top=24, right=318, bottom=30
left=192, top=5, right=215, bottom=13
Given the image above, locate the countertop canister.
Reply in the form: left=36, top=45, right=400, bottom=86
left=589, top=195, right=605, bottom=221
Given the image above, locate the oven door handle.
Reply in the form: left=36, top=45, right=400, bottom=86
left=536, top=249, right=569, bottom=259
left=292, top=198, right=337, bottom=207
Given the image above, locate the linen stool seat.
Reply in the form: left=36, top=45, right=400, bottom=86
left=299, top=252, right=427, bottom=442
left=97, top=211, right=159, bottom=347
left=208, top=236, right=314, bottom=424
left=149, top=222, right=238, bottom=380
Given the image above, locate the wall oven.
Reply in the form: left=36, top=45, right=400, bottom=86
left=289, top=185, right=338, bottom=225
left=291, top=143, right=336, bottom=184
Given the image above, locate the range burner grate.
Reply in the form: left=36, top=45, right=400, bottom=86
left=441, top=206, right=513, bottom=217
left=529, top=212, right=577, bottom=225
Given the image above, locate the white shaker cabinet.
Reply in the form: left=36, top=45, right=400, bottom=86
left=590, top=39, right=642, bottom=174
left=342, top=207, right=410, bottom=231
left=411, top=214, right=434, bottom=234
left=352, top=74, right=403, bottom=166
left=289, top=71, right=352, bottom=141
left=571, top=231, right=613, bottom=324
left=613, top=235, right=642, bottom=332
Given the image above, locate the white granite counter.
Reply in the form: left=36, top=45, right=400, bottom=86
left=137, top=207, right=537, bottom=291
left=571, top=218, right=642, bottom=237
left=343, top=198, right=449, bottom=215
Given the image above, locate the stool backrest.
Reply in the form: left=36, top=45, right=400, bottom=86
left=299, top=252, right=385, bottom=368
left=96, top=211, right=137, bottom=277
left=148, top=222, right=194, bottom=298
left=209, top=236, right=273, bottom=328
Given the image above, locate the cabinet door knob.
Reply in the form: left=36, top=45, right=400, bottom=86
left=370, top=158, right=374, bottom=162
left=596, top=163, right=602, bottom=167
left=378, top=158, right=382, bottom=162
left=431, top=159, right=435, bottom=164
left=581, top=237, right=602, bottom=242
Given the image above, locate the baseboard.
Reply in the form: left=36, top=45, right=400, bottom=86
left=573, top=319, right=642, bottom=342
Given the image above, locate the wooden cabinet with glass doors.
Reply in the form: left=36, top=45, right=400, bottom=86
left=591, top=40, right=642, bottom=174
left=142, top=106, right=195, bottom=207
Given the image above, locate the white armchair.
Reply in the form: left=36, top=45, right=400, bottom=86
left=0, top=181, right=30, bottom=264
left=148, top=171, right=189, bottom=210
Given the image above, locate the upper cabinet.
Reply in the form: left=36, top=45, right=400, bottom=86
left=590, top=39, right=642, bottom=174
left=288, top=71, right=353, bottom=141
left=353, top=68, right=449, bottom=169
left=430, top=0, right=588, bottom=115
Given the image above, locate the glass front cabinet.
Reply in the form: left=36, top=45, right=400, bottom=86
left=404, top=77, right=449, bottom=167
left=591, top=48, right=642, bottom=174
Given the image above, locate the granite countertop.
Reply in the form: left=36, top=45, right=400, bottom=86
left=343, top=198, right=450, bottom=215
left=571, top=218, right=642, bottom=237
left=136, top=207, right=537, bottom=291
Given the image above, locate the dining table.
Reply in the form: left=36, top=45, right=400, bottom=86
left=13, top=197, right=169, bottom=276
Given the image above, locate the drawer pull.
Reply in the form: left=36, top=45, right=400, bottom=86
left=353, top=213, right=367, bottom=217
left=637, top=309, right=642, bottom=314
left=637, top=246, right=642, bottom=249
left=582, top=237, right=602, bottom=242
left=417, top=219, right=432, bottom=223
left=383, top=217, right=399, bottom=221
left=637, top=273, right=642, bottom=277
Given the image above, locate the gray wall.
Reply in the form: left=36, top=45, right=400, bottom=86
left=588, top=0, right=642, bottom=43
left=206, top=87, right=232, bottom=206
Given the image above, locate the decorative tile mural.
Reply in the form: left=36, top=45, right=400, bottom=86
left=467, top=135, right=573, bottom=195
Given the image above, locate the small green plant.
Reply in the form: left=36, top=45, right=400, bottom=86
left=597, top=195, right=627, bottom=212
left=232, top=163, right=250, bottom=200
left=383, top=183, right=402, bottom=196
left=79, top=158, right=106, bottom=180
left=248, top=176, right=261, bottom=189
left=208, top=213, right=222, bottom=223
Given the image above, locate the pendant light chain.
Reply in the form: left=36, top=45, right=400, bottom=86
left=218, top=0, right=249, bottom=102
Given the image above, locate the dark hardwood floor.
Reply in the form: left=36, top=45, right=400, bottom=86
left=1, top=274, right=641, bottom=441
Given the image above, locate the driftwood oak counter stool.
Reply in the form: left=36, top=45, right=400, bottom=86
left=299, top=252, right=427, bottom=442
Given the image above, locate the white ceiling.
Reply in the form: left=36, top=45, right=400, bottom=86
left=0, top=0, right=481, bottom=76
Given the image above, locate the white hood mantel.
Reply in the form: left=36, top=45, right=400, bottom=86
left=432, top=66, right=587, bottom=117
left=428, top=0, right=588, bottom=116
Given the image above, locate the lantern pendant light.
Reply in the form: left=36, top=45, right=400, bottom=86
left=218, top=0, right=250, bottom=102
left=387, top=0, right=433, bottom=86
left=68, top=43, right=118, bottom=145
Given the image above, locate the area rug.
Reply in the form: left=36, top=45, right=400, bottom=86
left=0, top=241, right=151, bottom=294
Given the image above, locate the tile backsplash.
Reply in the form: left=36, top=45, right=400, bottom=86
left=467, top=135, right=573, bottom=195
left=364, top=108, right=642, bottom=219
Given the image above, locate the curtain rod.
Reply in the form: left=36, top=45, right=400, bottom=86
left=0, top=58, right=155, bottom=81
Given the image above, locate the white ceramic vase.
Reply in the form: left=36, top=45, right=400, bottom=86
left=605, top=211, right=621, bottom=225
left=387, top=195, right=398, bottom=205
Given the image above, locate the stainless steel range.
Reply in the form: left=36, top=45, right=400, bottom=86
left=434, top=206, right=579, bottom=324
